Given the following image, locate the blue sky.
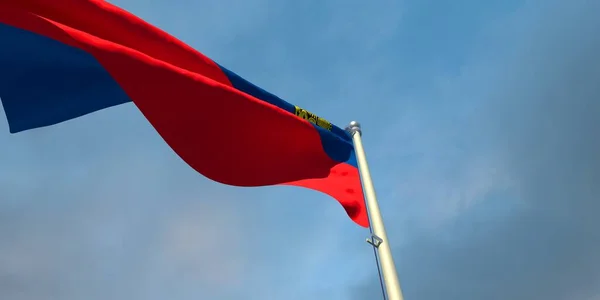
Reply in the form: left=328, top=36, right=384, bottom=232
left=1, top=0, right=600, bottom=299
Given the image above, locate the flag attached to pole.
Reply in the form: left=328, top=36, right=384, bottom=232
left=0, top=0, right=368, bottom=227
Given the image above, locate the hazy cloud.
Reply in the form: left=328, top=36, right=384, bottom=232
left=354, top=0, right=600, bottom=299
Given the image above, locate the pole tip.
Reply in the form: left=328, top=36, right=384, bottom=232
left=345, top=121, right=362, bottom=136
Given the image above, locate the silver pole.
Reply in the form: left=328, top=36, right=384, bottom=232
left=345, top=121, right=405, bottom=300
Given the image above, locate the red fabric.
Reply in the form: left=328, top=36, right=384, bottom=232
left=0, top=0, right=369, bottom=227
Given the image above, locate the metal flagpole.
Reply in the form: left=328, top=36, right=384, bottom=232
left=345, top=121, right=405, bottom=300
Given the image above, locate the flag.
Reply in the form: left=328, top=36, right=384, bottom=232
left=0, top=0, right=368, bottom=227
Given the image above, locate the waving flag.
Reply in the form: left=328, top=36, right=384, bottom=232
left=0, top=0, right=368, bottom=227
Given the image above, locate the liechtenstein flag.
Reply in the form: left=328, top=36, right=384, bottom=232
left=0, top=0, right=368, bottom=227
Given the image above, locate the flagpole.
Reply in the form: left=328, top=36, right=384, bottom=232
left=345, top=121, right=405, bottom=300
